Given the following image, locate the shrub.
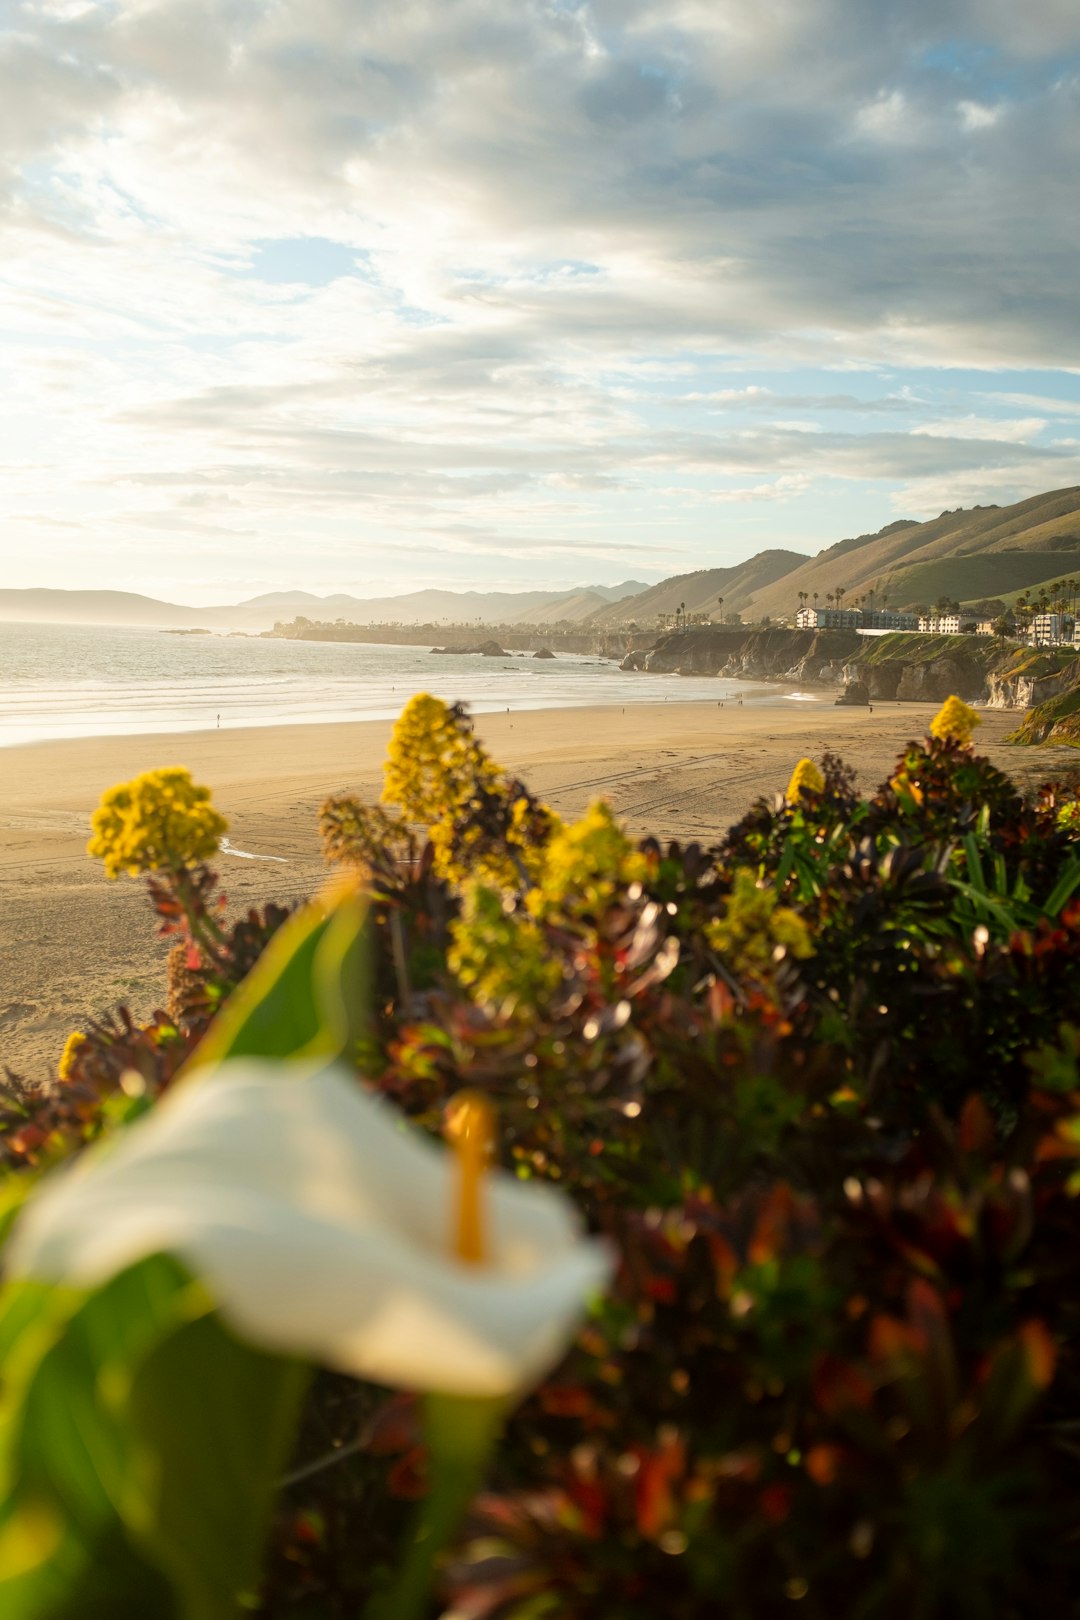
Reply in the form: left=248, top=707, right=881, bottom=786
left=7, top=693, right=1080, bottom=1618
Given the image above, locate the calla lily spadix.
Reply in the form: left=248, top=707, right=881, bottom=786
left=5, top=1058, right=611, bottom=1399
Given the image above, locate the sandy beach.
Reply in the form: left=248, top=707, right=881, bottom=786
left=2, top=698, right=1073, bottom=1081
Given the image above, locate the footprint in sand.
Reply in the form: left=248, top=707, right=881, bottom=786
left=0, top=1003, right=37, bottom=1026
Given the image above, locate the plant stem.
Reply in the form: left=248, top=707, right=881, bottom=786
left=173, top=866, right=227, bottom=969
left=364, top=1393, right=506, bottom=1620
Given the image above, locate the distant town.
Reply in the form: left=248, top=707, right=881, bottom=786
left=655, top=581, right=1080, bottom=651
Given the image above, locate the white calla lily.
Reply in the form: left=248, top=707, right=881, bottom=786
left=6, top=1059, right=611, bottom=1398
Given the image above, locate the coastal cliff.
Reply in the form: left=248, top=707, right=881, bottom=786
left=1006, top=657, right=1080, bottom=745
left=632, top=626, right=861, bottom=682
left=629, top=627, right=1079, bottom=711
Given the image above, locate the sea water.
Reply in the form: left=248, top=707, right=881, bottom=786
left=0, top=621, right=811, bottom=747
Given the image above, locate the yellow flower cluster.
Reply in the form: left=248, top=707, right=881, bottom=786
left=707, top=867, right=813, bottom=974
left=448, top=884, right=562, bottom=1015
left=528, top=800, right=648, bottom=921
left=87, top=767, right=228, bottom=879
left=785, top=758, right=825, bottom=804
left=383, top=695, right=500, bottom=824
left=1058, top=799, right=1080, bottom=835
left=382, top=694, right=558, bottom=886
left=56, top=1030, right=86, bottom=1082
left=450, top=800, right=648, bottom=1013
left=929, top=694, right=982, bottom=745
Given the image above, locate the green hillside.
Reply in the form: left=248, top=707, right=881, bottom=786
left=744, top=486, right=1080, bottom=620
left=879, top=552, right=1080, bottom=611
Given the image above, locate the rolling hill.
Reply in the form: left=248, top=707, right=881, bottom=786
left=741, top=487, right=1080, bottom=621
left=588, top=549, right=808, bottom=626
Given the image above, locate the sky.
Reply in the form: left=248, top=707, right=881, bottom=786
left=2, top=0, right=1080, bottom=605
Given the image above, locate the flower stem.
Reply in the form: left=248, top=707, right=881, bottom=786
left=172, top=865, right=227, bottom=968
left=364, top=1392, right=507, bottom=1620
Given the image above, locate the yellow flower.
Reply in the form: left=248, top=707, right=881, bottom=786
left=528, top=800, right=647, bottom=921
left=382, top=696, right=558, bottom=887
left=56, top=1031, right=86, bottom=1082
left=785, top=758, right=825, bottom=804
left=929, top=695, right=981, bottom=746
left=707, top=867, right=813, bottom=974
left=383, top=695, right=501, bottom=827
left=87, top=767, right=227, bottom=879
left=449, top=884, right=561, bottom=1015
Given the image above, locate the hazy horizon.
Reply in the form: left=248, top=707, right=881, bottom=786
left=3, top=2, right=1080, bottom=603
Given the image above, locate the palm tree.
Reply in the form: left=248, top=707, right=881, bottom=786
left=835, top=586, right=846, bottom=614
left=717, top=595, right=725, bottom=624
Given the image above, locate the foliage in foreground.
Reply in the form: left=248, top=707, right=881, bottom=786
left=7, top=697, right=1080, bottom=1617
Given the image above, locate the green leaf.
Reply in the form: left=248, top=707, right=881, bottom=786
left=774, top=837, right=796, bottom=891
left=311, top=889, right=374, bottom=1057
left=1043, top=860, right=1080, bottom=920
left=190, top=886, right=370, bottom=1072
left=961, top=833, right=986, bottom=896
left=127, top=1314, right=309, bottom=1620
left=946, top=881, right=1020, bottom=934
left=191, top=904, right=334, bottom=1068
left=0, top=1258, right=308, bottom=1620
left=0, top=1258, right=197, bottom=1620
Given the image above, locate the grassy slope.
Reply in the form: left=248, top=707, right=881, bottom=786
left=745, top=486, right=1080, bottom=621
left=895, top=553, right=1080, bottom=610
left=1009, top=685, right=1080, bottom=746
left=852, top=633, right=1075, bottom=684
left=588, top=549, right=808, bottom=625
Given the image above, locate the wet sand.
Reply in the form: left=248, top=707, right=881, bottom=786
left=1, top=699, right=1070, bottom=1081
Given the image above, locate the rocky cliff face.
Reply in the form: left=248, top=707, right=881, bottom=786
left=627, top=627, right=1078, bottom=715
left=638, top=627, right=861, bottom=681
left=843, top=651, right=991, bottom=704
left=1007, top=661, right=1080, bottom=744
left=987, top=658, right=1080, bottom=713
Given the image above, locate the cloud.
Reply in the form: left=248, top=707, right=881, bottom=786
left=911, top=416, right=1049, bottom=443
left=2, top=0, right=1080, bottom=594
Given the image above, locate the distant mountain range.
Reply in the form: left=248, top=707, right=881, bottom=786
left=0, top=580, right=649, bottom=631
left=6, top=486, right=1080, bottom=634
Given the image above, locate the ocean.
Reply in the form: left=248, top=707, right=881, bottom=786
left=0, top=622, right=813, bottom=747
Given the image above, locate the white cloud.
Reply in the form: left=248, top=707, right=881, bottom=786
left=1, top=0, right=1080, bottom=595
left=911, top=416, right=1048, bottom=444
left=958, top=100, right=1002, bottom=131
left=854, top=90, right=912, bottom=141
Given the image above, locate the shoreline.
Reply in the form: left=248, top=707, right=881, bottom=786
left=0, top=678, right=783, bottom=754
left=2, top=699, right=1075, bottom=1083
